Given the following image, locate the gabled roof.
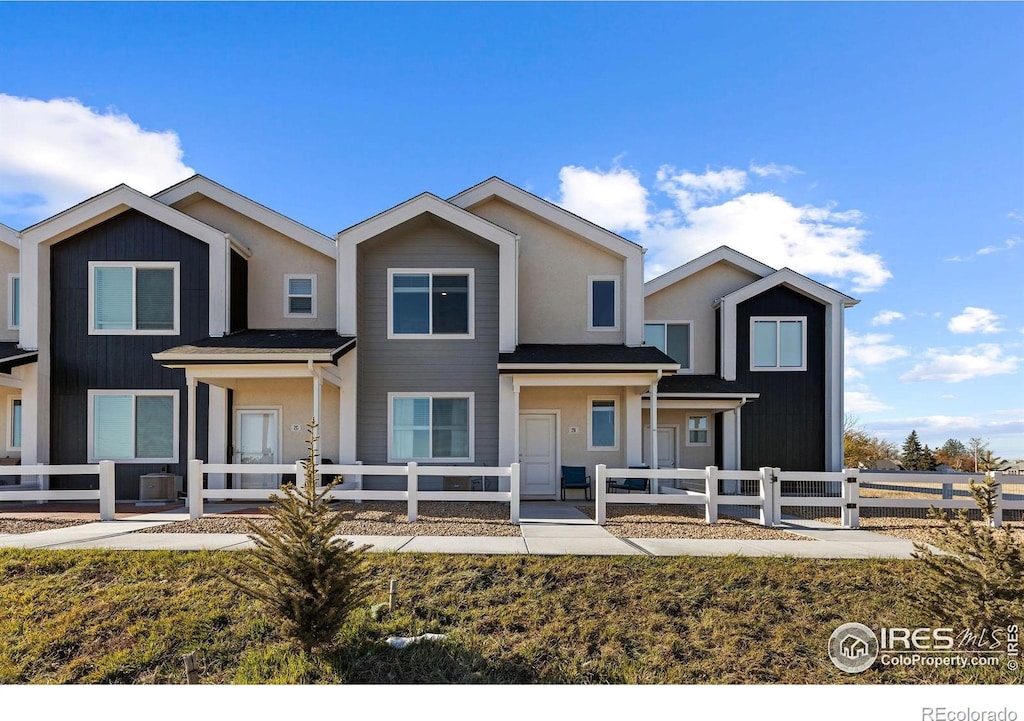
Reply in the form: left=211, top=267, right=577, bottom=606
left=653, top=374, right=760, bottom=399
left=644, top=246, right=774, bottom=297
left=336, top=192, right=517, bottom=248
left=717, top=267, right=860, bottom=308
left=154, top=329, right=356, bottom=364
left=449, top=176, right=643, bottom=259
left=20, top=184, right=246, bottom=252
left=153, top=175, right=336, bottom=258
left=0, top=223, right=18, bottom=250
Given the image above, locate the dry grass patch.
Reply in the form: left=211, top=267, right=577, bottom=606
left=577, top=503, right=810, bottom=540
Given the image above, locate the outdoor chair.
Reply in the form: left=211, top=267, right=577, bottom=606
left=560, top=465, right=592, bottom=501
left=606, top=465, right=650, bottom=494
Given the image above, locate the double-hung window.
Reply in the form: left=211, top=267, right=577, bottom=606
left=751, top=317, right=806, bottom=371
left=8, top=274, right=19, bottom=330
left=89, top=390, right=178, bottom=462
left=588, top=275, right=619, bottom=331
left=89, top=262, right=179, bottom=335
left=389, top=269, right=473, bottom=338
left=588, top=397, right=619, bottom=450
left=389, top=393, right=473, bottom=462
left=284, top=274, right=317, bottom=318
left=687, top=414, right=710, bottom=446
left=644, top=321, right=692, bottom=369
left=7, top=397, right=21, bottom=451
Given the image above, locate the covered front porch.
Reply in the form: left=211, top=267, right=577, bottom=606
left=154, top=330, right=357, bottom=491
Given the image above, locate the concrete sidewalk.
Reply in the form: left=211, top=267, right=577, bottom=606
left=0, top=503, right=925, bottom=558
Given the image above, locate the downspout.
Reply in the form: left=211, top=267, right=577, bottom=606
left=735, top=396, right=748, bottom=470
left=650, top=370, right=662, bottom=470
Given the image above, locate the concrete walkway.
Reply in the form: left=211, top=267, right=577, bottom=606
left=0, top=503, right=927, bottom=558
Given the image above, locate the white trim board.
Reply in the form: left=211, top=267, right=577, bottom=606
left=0, top=223, right=18, bottom=250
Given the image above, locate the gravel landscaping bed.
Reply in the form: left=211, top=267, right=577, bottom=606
left=576, top=503, right=811, bottom=540
left=0, top=517, right=93, bottom=534
left=786, top=507, right=1024, bottom=546
left=136, top=501, right=521, bottom=537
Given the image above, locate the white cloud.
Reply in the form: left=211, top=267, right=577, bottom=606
left=948, top=307, right=1003, bottom=334
left=900, top=344, right=1020, bottom=383
left=845, top=331, right=910, bottom=367
left=556, top=162, right=891, bottom=293
left=871, top=310, right=905, bottom=326
left=556, top=165, right=651, bottom=234
left=977, top=237, right=1019, bottom=256
left=865, top=411, right=1024, bottom=458
left=0, top=94, right=193, bottom=223
left=845, top=390, right=893, bottom=414
left=748, top=161, right=803, bottom=180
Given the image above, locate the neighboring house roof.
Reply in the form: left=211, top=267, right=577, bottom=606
left=0, top=223, right=18, bottom=249
left=20, top=184, right=248, bottom=254
left=153, top=329, right=355, bottom=364
left=336, top=191, right=517, bottom=247
left=0, top=342, right=37, bottom=373
left=654, top=374, right=760, bottom=399
left=498, top=344, right=678, bottom=372
left=644, top=246, right=775, bottom=297
left=717, top=267, right=860, bottom=308
left=153, top=175, right=336, bottom=258
left=449, top=176, right=643, bottom=258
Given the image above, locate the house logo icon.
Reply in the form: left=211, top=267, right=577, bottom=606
left=828, top=622, right=879, bottom=673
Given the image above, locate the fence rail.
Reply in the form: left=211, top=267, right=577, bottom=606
left=0, top=461, right=116, bottom=519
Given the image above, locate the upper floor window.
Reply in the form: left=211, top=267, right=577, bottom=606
left=88, top=389, right=178, bottom=463
left=388, top=269, right=474, bottom=339
left=388, top=392, right=473, bottom=462
left=284, top=274, right=317, bottom=318
left=644, top=321, right=692, bottom=369
left=751, top=317, right=806, bottom=371
left=8, top=274, right=19, bottom=330
left=588, top=276, right=619, bottom=331
left=89, top=262, right=179, bottom=335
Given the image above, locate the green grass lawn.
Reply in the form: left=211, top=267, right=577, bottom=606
left=0, top=549, right=1018, bottom=684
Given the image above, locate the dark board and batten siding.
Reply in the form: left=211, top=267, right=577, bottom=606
left=735, top=286, right=826, bottom=471
left=49, top=210, right=210, bottom=497
left=357, top=216, right=499, bottom=490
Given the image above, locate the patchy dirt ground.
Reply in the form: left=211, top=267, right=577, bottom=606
left=577, top=503, right=811, bottom=540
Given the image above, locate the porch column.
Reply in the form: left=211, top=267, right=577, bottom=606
left=311, top=364, right=323, bottom=462
left=649, top=380, right=659, bottom=470
left=186, top=373, right=197, bottom=461
left=625, top=390, right=642, bottom=467
left=207, top=384, right=228, bottom=490
left=721, top=409, right=737, bottom=471
left=512, top=382, right=521, bottom=463
left=735, top=402, right=743, bottom=471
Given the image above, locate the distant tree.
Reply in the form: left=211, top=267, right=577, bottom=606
left=936, top=438, right=970, bottom=471
left=901, top=430, right=929, bottom=471
left=844, top=422, right=899, bottom=468
left=968, top=437, right=989, bottom=473
left=921, top=444, right=938, bottom=471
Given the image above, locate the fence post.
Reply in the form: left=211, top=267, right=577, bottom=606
left=188, top=459, right=204, bottom=520
left=704, top=466, right=718, bottom=524
left=509, top=462, right=520, bottom=524
left=595, top=464, right=606, bottom=525
left=407, top=462, right=418, bottom=523
left=758, top=466, right=773, bottom=527
left=988, top=471, right=1003, bottom=528
left=98, top=460, right=115, bottom=521
left=842, top=468, right=860, bottom=529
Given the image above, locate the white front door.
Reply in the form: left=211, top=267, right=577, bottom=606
left=519, top=413, right=557, bottom=498
left=644, top=426, right=677, bottom=468
left=234, top=409, right=281, bottom=489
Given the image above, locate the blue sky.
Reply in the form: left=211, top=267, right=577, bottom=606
left=1, top=2, right=1022, bottom=458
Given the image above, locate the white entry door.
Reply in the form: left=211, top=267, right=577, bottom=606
left=235, top=409, right=281, bottom=489
left=643, top=426, right=677, bottom=468
left=519, top=413, right=557, bottom=498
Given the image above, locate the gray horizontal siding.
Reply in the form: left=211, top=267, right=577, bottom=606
left=357, top=216, right=499, bottom=489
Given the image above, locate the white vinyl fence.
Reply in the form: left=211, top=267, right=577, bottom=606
left=187, top=460, right=521, bottom=523
left=0, top=461, right=116, bottom=520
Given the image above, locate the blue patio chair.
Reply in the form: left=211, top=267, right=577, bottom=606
left=606, top=465, right=650, bottom=494
left=560, top=465, right=592, bottom=501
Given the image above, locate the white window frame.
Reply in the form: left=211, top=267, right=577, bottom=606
left=644, top=320, right=693, bottom=371
left=283, top=273, right=317, bottom=318
left=387, top=392, right=475, bottom=463
left=588, top=275, right=620, bottom=332
left=8, top=274, right=19, bottom=330
left=750, top=316, right=808, bottom=371
left=686, top=414, right=711, bottom=447
left=88, top=261, right=181, bottom=336
left=7, top=395, right=21, bottom=452
left=587, top=395, right=620, bottom=451
left=87, top=389, right=180, bottom=463
left=387, top=269, right=475, bottom=340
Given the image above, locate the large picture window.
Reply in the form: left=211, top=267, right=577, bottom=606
left=588, top=396, right=619, bottom=450
left=751, top=317, right=806, bottom=371
left=388, top=393, right=473, bottom=462
left=388, top=269, right=473, bottom=338
left=88, top=390, right=178, bottom=462
left=644, top=321, right=692, bottom=369
left=588, top=276, right=619, bottom=331
left=89, top=262, right=179, bottom=335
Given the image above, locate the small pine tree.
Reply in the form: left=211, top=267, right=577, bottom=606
left=901, top=430, right=926, bottom=470
left=225, top=420, right=368, bottom=652
left=910, top=475, right=1024, bottom=630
